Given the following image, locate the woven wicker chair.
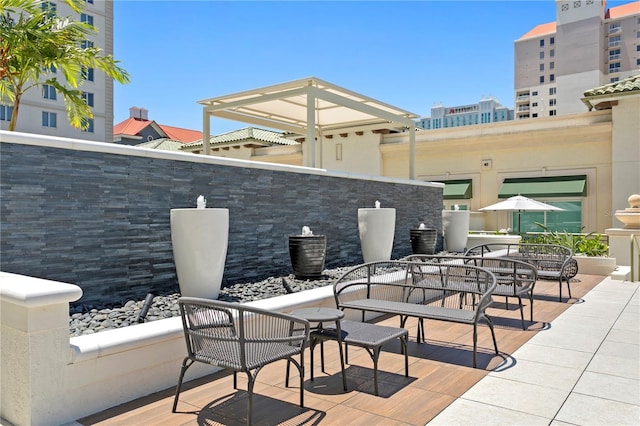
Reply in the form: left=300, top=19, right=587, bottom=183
left=172, top=298, right=310, bottom=425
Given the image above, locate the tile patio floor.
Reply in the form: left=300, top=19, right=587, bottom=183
left=77, top=274, right=639, bottom=426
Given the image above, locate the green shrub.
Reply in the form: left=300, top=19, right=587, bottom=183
left=525, top=223, right=609, bottom=257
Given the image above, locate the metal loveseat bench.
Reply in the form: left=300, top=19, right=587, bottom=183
left=403, top=254, right=538, bottom=330
left=333, top=260, right=498, bottom=368
left=465, top=243, right=575, bottom=301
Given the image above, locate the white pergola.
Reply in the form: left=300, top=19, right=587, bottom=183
left=198, top=77, right=421, bottom=179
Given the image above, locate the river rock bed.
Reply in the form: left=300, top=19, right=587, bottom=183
left=69, top=267, right=353, bottom=337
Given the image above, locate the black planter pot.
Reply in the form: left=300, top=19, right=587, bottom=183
left=410, top=228, right=437, bottom=255
left=288, top=235, right=327, bottom=279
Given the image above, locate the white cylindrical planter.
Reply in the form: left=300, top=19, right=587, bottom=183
left=442, top=210, right=470, bottom=252
left=170, top=208, right=229, bottom=299
left=358, top=208, right=396, bottom=262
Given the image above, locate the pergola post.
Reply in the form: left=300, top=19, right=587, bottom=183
left=409, top=126, right=416, bottom=180
left=307, top=90, right=316, bottom=168
left=203, top=108, right=211, bottom=156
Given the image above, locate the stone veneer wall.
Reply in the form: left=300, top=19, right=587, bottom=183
left=0, top=136, right=442, bottom=307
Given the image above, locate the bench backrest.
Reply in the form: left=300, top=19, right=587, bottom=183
left=465, top=243, right=572, bottom=271
left=333, top=260, right=497, bottom=314
left=403, top=254, right=538, bottom=294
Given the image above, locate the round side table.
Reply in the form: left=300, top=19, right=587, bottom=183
left=290, top=307, right=347, bottom=391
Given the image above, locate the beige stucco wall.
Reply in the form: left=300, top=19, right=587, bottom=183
left=380, top=110, right=613, bottom=233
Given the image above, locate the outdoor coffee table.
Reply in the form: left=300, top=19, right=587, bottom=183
left=290, top=307, right=347, bottom=391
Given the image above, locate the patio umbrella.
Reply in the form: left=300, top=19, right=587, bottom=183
left=479, top=195, right=564, bottom=233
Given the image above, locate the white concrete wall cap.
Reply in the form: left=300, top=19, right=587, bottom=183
left=0, top=272, right=82, bottom=307
left=70, top=316, right=183, bottom=363
left=1, top=130, right=443, bottom=189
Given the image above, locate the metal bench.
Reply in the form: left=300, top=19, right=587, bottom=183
left=465, top=243, right=574, bottom=301
left=333, top=261, right=498, bottom=368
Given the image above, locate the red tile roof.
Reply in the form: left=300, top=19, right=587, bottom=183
left=113, top=117, right=151, bottom=137
left=518, top=22, right=556, bottom=40
left=518, top=1, right=639, bottom=40
left=158, top=125, right=202, bottom=143
left=606, top=1, right=640, bottom=19
left=113, top=118, right=202, bottom=143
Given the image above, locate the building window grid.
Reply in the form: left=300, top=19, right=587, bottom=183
left=82, top=92, right=94, bottom=107
left=81, top=118, right=94, bottom=133
left=80, top=13, right=93, bottom=26
left=42, top=111, right=57, bottom=128
left=1, top=104, right=13, bottom=121
left=42, top=84, right=56, bottom=100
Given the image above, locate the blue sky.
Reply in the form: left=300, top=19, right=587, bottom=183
left=113, top=0, right=630, bottom=134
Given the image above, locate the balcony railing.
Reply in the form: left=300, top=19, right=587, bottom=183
left=608, top=40, right=622, bottom=48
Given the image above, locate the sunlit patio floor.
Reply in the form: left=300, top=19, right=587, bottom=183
left=77, top=273, right=639, bottom=425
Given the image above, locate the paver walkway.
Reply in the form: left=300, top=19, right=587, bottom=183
left=75, top=274, right=638, bottom=425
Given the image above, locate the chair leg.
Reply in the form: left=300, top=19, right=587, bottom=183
left=517, top=297, right=525, bottom=330
left=566, top=277, right=572, bottom=299
left=172, top=357, right=194, bottom=413
left=245, top=371, right=255, bottom=426
left=558, top=279, right=563, bottom=302
left=472, top=323, right=478, bottom=368
left=529, top=294, right=534, bottom=322
left=485, top=315, right=499, bottom=355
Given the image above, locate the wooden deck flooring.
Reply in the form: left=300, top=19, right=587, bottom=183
left=78, top=274, right=604, bottom=426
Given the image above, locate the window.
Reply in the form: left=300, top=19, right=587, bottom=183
left=532, top=113, right=538, bottom=118
left=549, top=110, right=556, bottom=116
left=41, top=1, right=56, bottom=16
left=532, top=91, right=538, bottom=96
left=540, top=63, right=545, bottom=71
left=609, top=35, right=621, bottom=47
left=539, top=39, right=544, bottom=47
left=574, top=1, right=581, bottom=8
left=637, top=58, right=640, bottom=66
left=82, top=92, right=94, bottom=107
left=637, top=45, right=640, bottom=52
left=609, top=49, right=621, bottom=60
left=550, top=61, right=554, bottom=70
left=532, top=102, right=538, bottom=107
left=81, top=40, right=94, bottom=49
left=42, top=111, right=57, bottom=128
left=539, top=51, right=545, bottom=60
left=549, top=87, right=556, bottom=95
left=85, top=0, right=94, bottom=3
left=550, top=37, right=555, bottom=45
left=549, top=99, right=556, bottom=106
left=81, top=118, right=94, bottom=133
left=550, top=49, right=555, bottom=58
left=82, top=66, right=94, bottom=81
left=0, top=104, right=13, bottom=121
left=539, top=75, right=545, bottom=83
left=609, top=62, right=621, bottom=73
left=80, top=13, right=93, bottom=26
left=42, top=84, right=56, bottom=100
left=519, top=201, right=582, bottom=233
left=609, top=23, right=621, bottom=34
left=550, top=74, right=555, bottom=82
left=610, top=77, right=619, bottom=83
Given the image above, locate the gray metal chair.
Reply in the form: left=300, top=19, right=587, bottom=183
left=172, top=298, right=310, bottom=425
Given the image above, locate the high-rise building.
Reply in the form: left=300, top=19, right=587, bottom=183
left=514, top=0, right=640, bottom=119
left=416, top=97, right=513, bottom=130
left=0, top=0, right=114, bottom=141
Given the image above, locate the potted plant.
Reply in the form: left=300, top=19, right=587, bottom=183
left=527, top=224, right=614, bottom=276
left=410, top=223, right=437, bottom=255
left=170, top=196, right=229, bottom=299
left=442, top=206, right=470, bottom=252
left=288, top=226, right=327, bottom=279
left=358, top=200, right=396, bottom=262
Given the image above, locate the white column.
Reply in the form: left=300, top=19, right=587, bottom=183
left=203, top=108, right=211, bottom=156
left=409, top=126, right=416, bottom=180
left=307, top=91, right=316, bottom=168
left=0, top=273, right=82, bottom=426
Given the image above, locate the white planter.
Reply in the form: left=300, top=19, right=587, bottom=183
left=467, top=233, right=522, bottom=250
left=170, top=208, right=229, bottom=299
left=358, top=208, right=396, bottom=263
left=442, top=210, right=470, bottom=252
left=574, top=255, right=616, bottom=276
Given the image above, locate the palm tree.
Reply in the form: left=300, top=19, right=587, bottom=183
left=0, top=0, right=129, bottom=131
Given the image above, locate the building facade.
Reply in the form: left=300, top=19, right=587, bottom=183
left=416, top=97, right=513, bottom=130
left=514, top=0, right=640, bottom=119
left=0, top=0, right=114, bottom=142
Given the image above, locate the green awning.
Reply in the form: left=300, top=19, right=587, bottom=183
left=443, top=180, right=472, bottom=199
left=499, top=175, right=586, bottom=198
